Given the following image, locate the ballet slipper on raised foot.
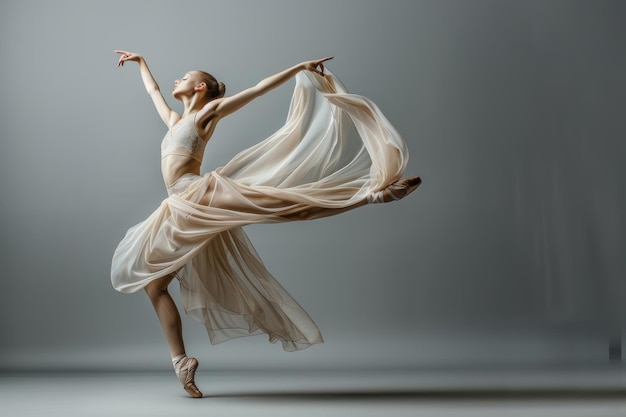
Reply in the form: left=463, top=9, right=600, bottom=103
left=367, top=176, right=422, bottom=204
left=175, top=357, right=203, bottom=398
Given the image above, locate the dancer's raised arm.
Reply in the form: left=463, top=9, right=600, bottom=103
left=207, top=57, right=333, bottom=120
left=115, top=50, right=179, bottom=127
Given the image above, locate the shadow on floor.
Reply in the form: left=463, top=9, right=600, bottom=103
left=207, top=388, right=626, bottom=403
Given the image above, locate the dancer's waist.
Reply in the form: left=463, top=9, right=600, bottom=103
left=165, top=173, right=203, bottom=196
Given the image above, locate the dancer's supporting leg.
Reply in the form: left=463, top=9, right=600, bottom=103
left=145, top=274, right=203, bottom=398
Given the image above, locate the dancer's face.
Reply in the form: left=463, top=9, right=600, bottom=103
left=172, top=72, right=204, bottom=100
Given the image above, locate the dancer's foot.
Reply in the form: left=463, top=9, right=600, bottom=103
left=368, top=176, right=421, bottom=203
left=174, top=356, right=203, bottom=398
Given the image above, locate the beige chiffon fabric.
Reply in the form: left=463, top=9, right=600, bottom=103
left=111, top=70, right=409, bottom=351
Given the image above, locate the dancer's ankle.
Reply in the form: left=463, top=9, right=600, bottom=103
left=172, top=353, right=187, bottom=375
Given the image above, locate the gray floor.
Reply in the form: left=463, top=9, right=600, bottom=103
left=2, top=368, right=626, bottom=417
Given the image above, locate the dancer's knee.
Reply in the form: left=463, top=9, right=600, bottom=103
left=145, top=284, right=168, bottom=301
left=144, top=274, right=174, bottom=301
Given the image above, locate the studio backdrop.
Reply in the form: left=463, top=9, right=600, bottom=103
left=0, top=0, right=624, bottom=371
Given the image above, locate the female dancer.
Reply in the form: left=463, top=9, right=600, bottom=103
left=112, top=50, right=420, bottom=397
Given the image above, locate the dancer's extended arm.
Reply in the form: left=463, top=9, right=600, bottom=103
left=115, top=50, right=179, bottom=127
left=205, top=57, right=333, bottom=120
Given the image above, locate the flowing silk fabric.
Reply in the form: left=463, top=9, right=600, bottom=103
left=111, top=70, right=409, bottom=351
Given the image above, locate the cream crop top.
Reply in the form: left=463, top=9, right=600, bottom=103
left=161, top=115, right=207, bottom=163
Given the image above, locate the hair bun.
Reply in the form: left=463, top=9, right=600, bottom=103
left=217, top=82, right=226, bottom=98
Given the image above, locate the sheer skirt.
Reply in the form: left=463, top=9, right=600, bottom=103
left=111, top=70, right=409, bottom=351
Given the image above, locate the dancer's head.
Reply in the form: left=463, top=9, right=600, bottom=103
left=172, top=71, right=225, bottom=102
left=195, top=71, right=226, bottom=101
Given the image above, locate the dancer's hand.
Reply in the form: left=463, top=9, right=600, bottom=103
left=115, top=50, right=143, bottom=67
left=302, top=57, right=333, bottom=76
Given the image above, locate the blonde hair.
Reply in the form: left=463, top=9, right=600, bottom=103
left=195, top=70, right=225, bottom=101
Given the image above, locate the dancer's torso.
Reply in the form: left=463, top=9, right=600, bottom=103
left=161, top=115, right=207, bottom=187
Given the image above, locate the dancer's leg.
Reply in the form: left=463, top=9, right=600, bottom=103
left=144, top=274, right=184, bottom=358
left=144, top=273, right=202, bottom=398
left=200, top=176, right=421, bottom=221
left=281, top=176, right=422, bottom=220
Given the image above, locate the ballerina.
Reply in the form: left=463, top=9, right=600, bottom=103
left=112, top=50, right=420, bottom=397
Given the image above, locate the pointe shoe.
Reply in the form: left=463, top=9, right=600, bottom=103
left=367, top=176, right=421, bottom=203
left=175, top=357, right=203, bottom=398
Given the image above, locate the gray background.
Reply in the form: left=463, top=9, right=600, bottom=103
left=0, top=0, right=624, bottom=371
